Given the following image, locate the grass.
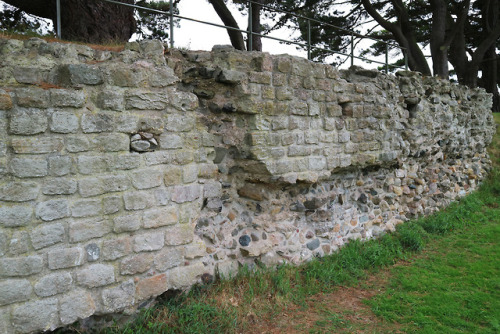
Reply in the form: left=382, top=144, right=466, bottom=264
left=0, top=30, right=126, bottom=52
left=95, top=113, right=500, bottom=333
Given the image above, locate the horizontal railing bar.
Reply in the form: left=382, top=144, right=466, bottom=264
left=99, top=0, right=405, bottom=69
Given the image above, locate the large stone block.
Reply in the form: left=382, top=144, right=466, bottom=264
left=164, top=224, right=194, bottom=246
left=154, top=247, right=183, bottom=272
left=71, top=199, right=102, bottom=218
left=123, top=191, right=155, bottom=210
left=69, top=218, right=111, bottom=243
left=50, top=111, right=79, bottom=133
left=60, top=290, right=96, bottom=325
left=31, top=223, right=65, bottom=250
left=113, top=213, right=142, bottom=233
left=171, top=184, right=202, bottom=203
left=0, top=255, right=43, bottom=277
left=36, top=199, right=69, bottom=221
left=76, top=264, right=115, bottom=288
left=102, top=237, right=132, bottom=261
left=101, top=280, right=135, bottom=312
left=130, top=169, right=163, bottom=189
left=51, top=89, right=86, bottom=107
left=11, top=137, right=64, bottom=154
left=34, top=272, right=73, bottom=297
left=0, top=205, right=32, bottom=227
left=143, top=206, right=178, bottom=228
left=8, top=230, right=30, bottom=256
left=15, top=87, right=50, bottom=108
left=81, top=113, right=114, bottom=133
left=0, top=279, right=32, bottom=306
left=48, top=247, right=84, bottom=269
left=10, top=157, right=48, bottom=178
left=12, top=298, right=59, bottom=333
left=134, top=231, right=165, bottom=252
left=9, top=108, right=48, bottom=135
left=135, top=273, right=167, bottom=300
left=125, top=90, right=169, bottom=110
left=166, top=262, right=205, bottom=289
left=120, top=253, right=153, bottom=275
left=58, top=64, right=103, bottom=86
left=42, top=178, right=77, bottom=195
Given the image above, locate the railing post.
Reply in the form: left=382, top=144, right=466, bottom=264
left=385, top=43, right=389, bottom=73
left=350, top=34, right=354, bottom=67
left=56, top=0, right=61, bottom=39
left=307, top=19, right=311, bottom=60
left=169, top=0, right=174, bottom=49
left=404, top=49, right=408, bottom=70
left=248, top=0, right=253, bottom=51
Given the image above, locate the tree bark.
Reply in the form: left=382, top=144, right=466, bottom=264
left=3, top=0, right=136, bottom=43
left=208, top=0, right=246, bottom=50
left=430, top=0, right=449, bottom=78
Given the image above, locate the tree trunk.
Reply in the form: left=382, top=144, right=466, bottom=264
left=481, top=47, right=499, bottom=113
left=430, top=0, right=449, bottom=78
left=247, top=0, right=263, bottom=51
left=3, top=0, right=136, bottom=43
left=208, top=0, right=246, bottom=50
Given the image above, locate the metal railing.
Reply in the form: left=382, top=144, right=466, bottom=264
left=54, top=0, right=408, bottom=72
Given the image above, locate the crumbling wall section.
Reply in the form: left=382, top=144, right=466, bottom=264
left=0, top=39, right=495, bottom=333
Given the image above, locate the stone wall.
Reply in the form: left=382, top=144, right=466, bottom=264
left=0, top=38, right=495, bottom=333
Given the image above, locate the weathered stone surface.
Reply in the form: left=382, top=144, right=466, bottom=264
left=36, top=199, right=69, bottom=221
left=0, top=205, right=32, bottom=227
left=125, top=90, right=169, bottom=110
left=101, top=280, right=135, bottom=312
left=0, top=256, right=43, bottom=277
left=12, top=298, right=59, bottom=333
left=69, top=218, right=112, bottom=242
left=102, top=237, right=132, bottom=261
left=113, top=213, right=142, bottom=233
left=42, top=178, right=77, bottom=195
left=31, top=223, right=65, bottom=249
left=9, top=109, right=48, bottom=135
left=134, top=231, right=165, bottom=252
left=76, top=264, right=115, bottom=288
left=51, top=111, right=79, bottom=133
left=123, top=191, right=155, bottom=210
left=120, top=253, right=153, bottom=275
left=71, top=199, right=102, bottom=217
left=165, top=224, right=194, bottom=246
left=34, top=272, right=73, bottom=297
left=11, top=137, right=64, bottom=154
left=0, top=279, right=32, bottom=306
left=154, top=247, right=183, bottom=272
left=143, top=206, right=178, bottom=228
left=131, top=169, right=163, bottom=189
left=51, top=89, right=85, bottom=107
left=171, top=184, right=202, bottom=203
left=166, top=262, right=205, bottom=289
left=135, top=274, right=167, bottom=300
left=81, top=113, right=114, bottom=133
left=60, top=290, right=96, bottom=325
left=8, top=230, right=30, bottom=255
left=10, top=157, right=48, bottom=177
left=48, top=247, right=84, bottom=269
left=58, top=64, right=103, bottom=86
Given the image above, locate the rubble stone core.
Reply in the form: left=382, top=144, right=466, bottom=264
left=0, top=38, right=495, bottom=333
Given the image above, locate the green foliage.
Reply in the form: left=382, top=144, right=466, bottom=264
left=0, top=3, right=50, bottom=36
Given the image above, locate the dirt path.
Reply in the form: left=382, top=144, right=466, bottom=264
left=243, top=269, right=404, bottom=334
